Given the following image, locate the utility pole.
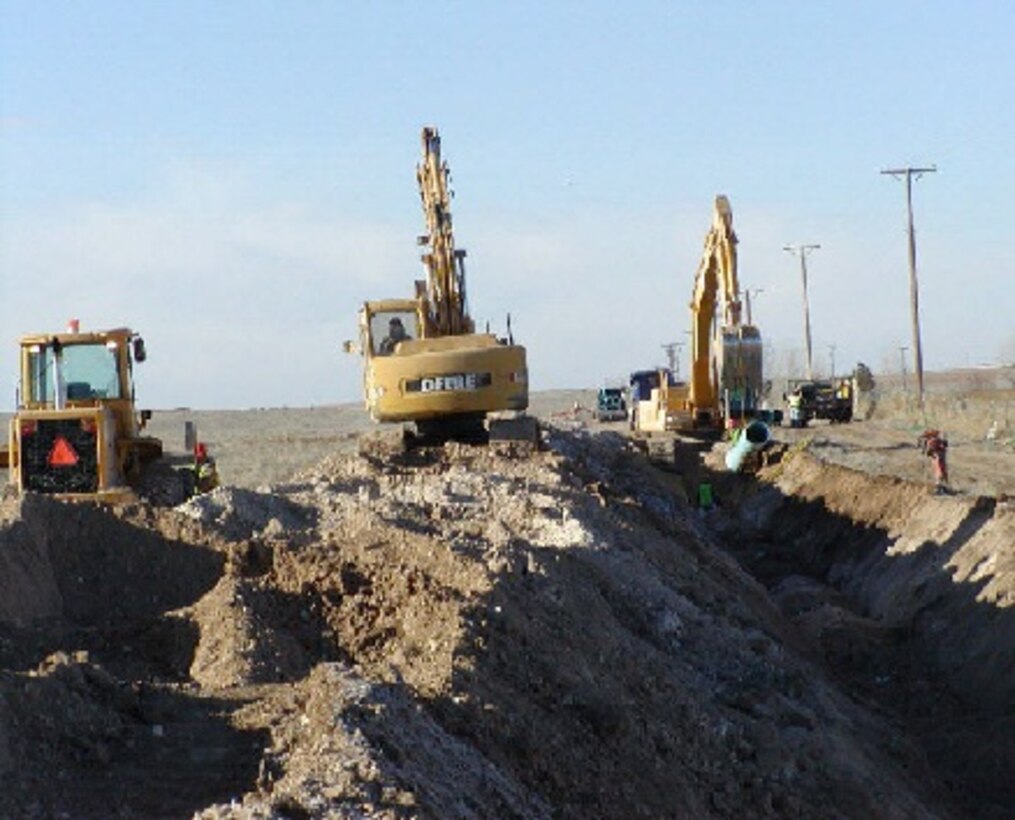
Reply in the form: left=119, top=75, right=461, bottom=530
left=899, top=345, right=909, bottom=393
left=783, top=244, right=821, bottom=380
left=745, top=288, right=764, bottom=325
left=828, top=343, right=836, bottom=379
left=881, top=165, right=936, bottom=411
left=661, top=341, right=684, bottom=377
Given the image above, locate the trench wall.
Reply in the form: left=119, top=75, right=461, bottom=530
left=751, top=453, right=1014, bottom=710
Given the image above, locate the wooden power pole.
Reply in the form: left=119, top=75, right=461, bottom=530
left=661, top=341, right=684, bottom=377
left=783, top=243, right=821, bottom=380
left=881, top=165, right=936, bottom=411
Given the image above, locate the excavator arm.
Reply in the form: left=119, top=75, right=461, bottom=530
left=416, top=126, right=474, bottom=337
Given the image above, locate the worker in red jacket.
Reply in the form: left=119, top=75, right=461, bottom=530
left=918, top=429, right=949, bottom=493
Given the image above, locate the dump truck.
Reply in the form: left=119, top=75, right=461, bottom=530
left=3, top=323, right=194, bottom=502
left=346, top=127, right=534, bottom=443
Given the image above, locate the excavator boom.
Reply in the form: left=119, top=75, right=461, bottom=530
left=416, top=126, right=473, bottom=337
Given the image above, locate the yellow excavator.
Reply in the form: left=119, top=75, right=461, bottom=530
left=634, top=195, right=763, bottom=434
left=346, top=127, right=533, bottom=442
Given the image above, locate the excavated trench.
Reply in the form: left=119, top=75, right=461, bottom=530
left=0, top=494, right=273, bottom=818
left=695, top=449, right=1015, bottom=819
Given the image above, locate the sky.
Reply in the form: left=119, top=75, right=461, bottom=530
left=1, top=1, right=1013, bottom=409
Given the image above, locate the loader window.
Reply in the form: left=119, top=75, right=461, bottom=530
left=26, top=343, right=122, bottom=404
left=370, top=311, right=418, bottom=356
left=63, top=344, right=122, bottom=399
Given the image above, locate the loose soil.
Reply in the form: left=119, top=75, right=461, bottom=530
left=0, top=385, right=1011, bottom=818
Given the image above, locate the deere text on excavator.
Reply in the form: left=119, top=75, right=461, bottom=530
left=346, top=127, right=533, bottom=443
left=634, top=195, right=764, bottom=435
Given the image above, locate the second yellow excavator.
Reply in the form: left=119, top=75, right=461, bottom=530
left=346, top=127, right=533, bottom=442
left=634, top=195, right=764, bottom=434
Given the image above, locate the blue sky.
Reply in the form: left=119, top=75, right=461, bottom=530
left=2, top=1, right=1013, bottom=408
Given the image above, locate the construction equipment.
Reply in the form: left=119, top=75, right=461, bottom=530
left=595, top=387, right=627, bottom=422
left=629, top=368, right=685, bottom=433
left=346, top=127, right=532, bottom=442
left=1, top=322, right=208, bottom=503
left=784, top=377, right=854, bottom=425
left=4, top=323, right=192, bottom=502
left=634, top=195, right=764, bottom=435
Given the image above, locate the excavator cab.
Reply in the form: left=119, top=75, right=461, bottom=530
left=354, top=297, right=527, bottom=426
left=367, top=307, right=421, bottom=356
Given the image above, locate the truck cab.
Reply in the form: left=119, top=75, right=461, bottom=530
left=595, top=387, right=627, bottom=422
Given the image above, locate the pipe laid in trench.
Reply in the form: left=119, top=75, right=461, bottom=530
left=724, top=420, right=770, bottom=471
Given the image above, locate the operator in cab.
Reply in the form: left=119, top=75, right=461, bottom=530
left=379, top=317, right=411, bottom=355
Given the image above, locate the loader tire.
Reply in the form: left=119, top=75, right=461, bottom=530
left=136, top=461, right=193, bottom=507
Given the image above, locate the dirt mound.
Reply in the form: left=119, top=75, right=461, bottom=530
left=3, top=424, right=1008, bottom=817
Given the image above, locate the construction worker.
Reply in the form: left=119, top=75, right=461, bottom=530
left=628, top=381, right=642, bottom=430
left=697, top=481, right=715, bottom=514
left=787, top=389, right=805, bottom=428
left=193, top=442, right=220, bottom=495
left=917, top=429, right=949, bottom=493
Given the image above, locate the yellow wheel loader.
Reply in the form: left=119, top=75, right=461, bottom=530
left=3, top=324, right=192, bottom=503
left=346, top=127, right=534, bottom=444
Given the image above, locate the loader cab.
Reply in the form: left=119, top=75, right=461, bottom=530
left=18, top=328, right=145, bottom=439
left=25, top=339, right=125, bottom=405
left=9, top=326, right=156, bottom=500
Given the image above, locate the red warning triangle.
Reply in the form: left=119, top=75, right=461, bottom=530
left=48, top=436, right=79, bottom=467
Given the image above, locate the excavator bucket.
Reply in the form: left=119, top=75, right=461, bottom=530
left=716, top=325, right=763, bottom=418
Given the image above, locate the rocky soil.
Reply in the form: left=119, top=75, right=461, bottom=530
left=0, top=388, right=1012, bottom=818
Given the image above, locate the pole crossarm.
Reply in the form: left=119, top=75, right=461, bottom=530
left=881, top=166, right=937, bottom=178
